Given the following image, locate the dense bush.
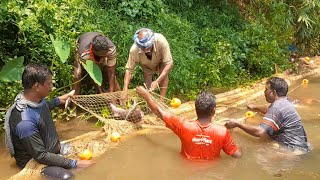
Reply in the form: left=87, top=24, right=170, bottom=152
left=1, top=0, right=320, bottom=129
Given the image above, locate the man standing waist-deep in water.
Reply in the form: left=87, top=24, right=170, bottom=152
left=136, top=86, right=242, bottom=160
left=4, top=64, right=93, bottom=178
left=225, top=77, right=310, bottom=154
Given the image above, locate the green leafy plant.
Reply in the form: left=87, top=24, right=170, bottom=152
left=52, top=107, right=77, bottom=121
left=80, top=60, right=103, bottom=86
left=101, top=107, right=110, bottom=118
left=50, top=34, right=70, bottom=64
left=95, top=120, right=105, bottom=127
left=0, top=110, right=5, bottom=131
left=0, top=0, right=318, bottom=107
left=0, top=56, right=24, bottom=82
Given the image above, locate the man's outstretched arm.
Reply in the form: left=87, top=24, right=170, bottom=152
left=136, top=86, right=167, bottom=120
left=225, top=119, right=269, bottom=138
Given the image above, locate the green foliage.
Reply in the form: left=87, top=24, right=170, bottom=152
left=0, top=2, right=21, bottom=63
left=0, top=82, right=22, bottom=108
left=52, top=107, right=76, bottom=121
left=95, top=120, right=105, bottom=127
left=50, top=34, right=70, bottom=64
left=0, top=56, right=24, bottom=82
left=118, top=0, right=164, bottom=19
left=81, top=61, right=103, bottom=86
left=101, top=107, right=110, bottom=118
left=246, top=0, right=320, bottom=55
left=0, top=110, right=5, bottom=131
left=98, top=0, right=165, bottom=21
left=0, top=0, right=319, bottom=132
left=3, top=0, right=95, bottom=90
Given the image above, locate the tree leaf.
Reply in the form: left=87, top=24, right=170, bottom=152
left=50, top=34, right=70, bottom=63
left=81, top=60, right=102, bottom=86
left=0, top=56, right=25, bottom=82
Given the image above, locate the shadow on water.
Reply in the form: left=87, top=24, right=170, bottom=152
left=0, top=76, right=319, bottom=180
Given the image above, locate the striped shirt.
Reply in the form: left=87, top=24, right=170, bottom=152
left=260, top=97, right=309, bottom=151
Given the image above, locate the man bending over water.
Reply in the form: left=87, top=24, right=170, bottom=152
left=136, top=86, right=242, bottom=160
left=225, top=77, right=310, bottom=154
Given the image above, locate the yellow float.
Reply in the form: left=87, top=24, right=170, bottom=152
left=302, top=79, right=309, bottom=85
left=111, top=132, right=121, bottom=142
left=170, top=98, right=181, bottom=108
left=245, top=111, right=255, bottom=118
left=79, top=149, right=92, bottom=160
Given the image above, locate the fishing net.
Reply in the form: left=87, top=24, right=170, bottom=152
left=70, top=63, right=320, bottom=132
left=8, top=62, right=320, bottom=180
left=70, top=89, right=197, bottom=136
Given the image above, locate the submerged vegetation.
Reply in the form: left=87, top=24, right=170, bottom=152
left=0, top=0, right=320, bottom=129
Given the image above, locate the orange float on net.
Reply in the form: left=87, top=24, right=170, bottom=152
left=79, top=149, right=92, bottom=160
left=170, top=98, right=181, bottom=108
left=302, top=79, right=309, bottom=85
left=111, top=132, right=121, bottom=142
left=245, top=111, right=255, bottom=118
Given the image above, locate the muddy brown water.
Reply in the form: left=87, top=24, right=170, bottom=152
left=1, top=76, right=320, bottom=180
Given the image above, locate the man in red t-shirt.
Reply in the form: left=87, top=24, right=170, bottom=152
left=136, top=86, right=242, bottom=160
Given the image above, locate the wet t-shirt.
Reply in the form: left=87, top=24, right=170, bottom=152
left=9, top=97, right=76, bottom=168
left=260, top=97, right=309, bottom=151
left=163, top=113, right=239, bottom=160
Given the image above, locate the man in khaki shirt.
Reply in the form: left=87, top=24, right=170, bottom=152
left=123, top=28, right=173, bottom=98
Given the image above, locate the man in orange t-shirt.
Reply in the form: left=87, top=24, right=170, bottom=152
left=136, top=86, right=242, bottom=160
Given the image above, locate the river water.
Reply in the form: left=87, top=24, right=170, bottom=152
left=1, top=76, right=319, bottom=180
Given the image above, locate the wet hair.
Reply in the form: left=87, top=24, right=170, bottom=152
left=266, top=77, right=288, bottom=97
left=195, top=91, right=216, bottom=118
left=22, top=64, right=53, bottom=90
left=92, top=34, right=109, bottom=52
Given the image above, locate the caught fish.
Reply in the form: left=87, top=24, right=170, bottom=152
left=65, top=90, right=75, bottom=110
left=110, top=102, right=144, bottom=123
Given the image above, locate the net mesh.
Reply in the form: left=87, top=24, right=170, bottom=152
left=7, top=62, right=320, bottom=180
left=69, top=87, right=256, bottom=134
left=71, top=64, right=320, bottom=131
left=70, top=89, right=181, bottom=136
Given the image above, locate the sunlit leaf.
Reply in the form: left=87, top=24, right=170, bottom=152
left=101, top=107, right=110, bottom=118
left=80, top=60, right=102, bottom=86
left=50, top=34, right=70, bottom=63
left=0, top=56, right=24, bottom=82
